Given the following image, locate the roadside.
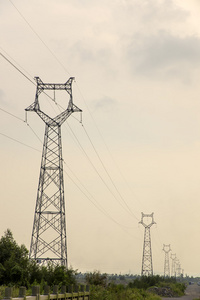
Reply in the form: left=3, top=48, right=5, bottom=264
left=162, top=283, right=200, bottom=300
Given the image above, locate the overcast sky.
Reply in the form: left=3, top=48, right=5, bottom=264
left=1, top=0, right=200, bottom=276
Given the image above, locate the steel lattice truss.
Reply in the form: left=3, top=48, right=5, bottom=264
left=139, top=212, right=156, bottom=276
left=163, top=244, right=171, bottom=277
left=170, top=253, right=176, bottom=277
left=26, top=77, right=81, bottom=266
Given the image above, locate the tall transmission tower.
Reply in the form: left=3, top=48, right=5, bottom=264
left=26, top=77, right=81, bottom=266
left=163, top=244, right=171, bottom=277
left=176, top=260, right=181, bottom=277
left=170, top=253, right=176, bottom=277
left=139, top=212, right=156, bottom=276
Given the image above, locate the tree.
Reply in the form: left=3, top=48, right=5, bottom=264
left=0, top=229, right=29, bottom=286
left=0, top=229, right=77, bottom=287
left=85, top=270, right=107, bottom=287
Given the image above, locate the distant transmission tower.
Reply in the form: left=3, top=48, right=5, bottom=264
left=170, top=253, right=176, bottom=277
left=163, top=244, right=171, bottom=277
left=26, top=77, right=81, bottom=266
left=139, top=212, right=156, bottom=276
left=176, top=260, right=181, bottom=277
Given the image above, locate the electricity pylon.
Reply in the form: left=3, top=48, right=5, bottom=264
left=26, top=77, right=81, bottom=266
left=176, top=260, right=181, bottom=277
left=163, top=244, right=171, bottom=277
left=170, top=253, right=176, bottom=277
left=139, top=212, right=156, bottom=276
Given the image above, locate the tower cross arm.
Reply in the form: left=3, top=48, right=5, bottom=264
left=34, top=76, right=75, bottom=93
left=54, top=103, right=82, bottom=125
left=163, top=244, right=171, bottom=253
left=139, top=212, right=156, bottom=228
left=25, top=77, right=81, bottom=126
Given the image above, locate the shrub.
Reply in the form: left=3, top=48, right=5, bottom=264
left=85, top=271, right=107, bottom=287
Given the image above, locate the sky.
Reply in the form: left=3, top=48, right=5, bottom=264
left=1, top=0, right=200, bottom=276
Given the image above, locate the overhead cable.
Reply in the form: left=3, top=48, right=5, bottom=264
left=0, top=132, right=40, bottom=152
left=81, top=123, right=139, bottom=221
left=8, top=0, right=71, bottom=76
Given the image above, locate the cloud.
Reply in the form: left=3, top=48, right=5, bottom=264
left=126, top=31, right=200, bottom=81
left=113, top=0, right=189, bottom=33
left=92, top=96, right=118, bottom=113
left=137, top=0, right=189, bottom=24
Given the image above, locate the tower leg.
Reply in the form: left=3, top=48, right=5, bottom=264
left=141, top=227, right=153, bottom=276
left=29, top=124, right=67, bottom=266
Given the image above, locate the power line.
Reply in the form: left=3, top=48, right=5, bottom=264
left=75, top=82, right=144, bottom=207
left=25, top=122, right=43, bottom=144
left=0, top=107, right=25, bottom=123
left=0, top=104, right=134, bottom=234
left=0, top=46, right=34, bottom=81
left=64, top=163, right=139, bottom=238
left=0, top=104, right=137, bottom=237
left=65, top=121, right=139, bottom=220
left=0, top=105, right=43, bottom=144
left=5, top=0, right=141, bottom=221
left=8, top=0, right=141, bottom=217
left=0, top=103, right=136, bottom=232
left=0, top=103, right=139, bottom=242
left=4, top=0, right=160, bottom=248
left=0, top=51, right=35, bottom=85
left=0, top=48, right=63, bottom=108
left=8, top=0, right=71, bottom=76
left=0, top=132, right=40, bottom=152
left=81, top=123, right=139, bottom=221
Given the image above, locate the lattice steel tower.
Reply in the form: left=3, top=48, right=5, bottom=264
left=26, top=77, right=81, bottom=266
left=176, top=260, right=181, bottom=277
left=170, top=253, right=176, bottom=277
left=163, top=244, right=171, bottom=277
left=139, top=212, right=156, bottom=276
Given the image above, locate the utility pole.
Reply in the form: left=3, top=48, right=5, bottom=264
left=170, top=253, right=176, bottom=277
left=139, top=212, right=156, bottom=276
left=26, top=77, right=81, bottom=266
left=163, top=244, right=171, bottom=277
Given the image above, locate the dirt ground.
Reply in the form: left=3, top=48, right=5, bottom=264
left=162, top=283, right=200, bottom=300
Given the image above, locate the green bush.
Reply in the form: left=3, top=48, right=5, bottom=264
left=0, top=230, right=77, bottom=288
left=85, top=271, right=107, bottom=287
left=90, top=285, right=161, bottom=300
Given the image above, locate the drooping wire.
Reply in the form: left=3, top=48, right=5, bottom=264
left=0, top=0, right=173, bottom=264
left=74, top=83, right=144, bottom=208
left=0, top=46, right=34, bottom=82
left=81, top=123, right=139, bottom=221
left=8, top=0, right=71, bottom=77
left=0, top=50, right=132, bottom=222
left=7, top=0, right=142, bottom=219
left=0, top=34, right=142, bottom=241
left=8, top=0, right=140, bottom=218
left=64, top=162, right=139, bottom=238
left=65, top=121, right=126, bottom=206
left=6, top=0, right=142, bottom=222
left=0, top=132, right=40, bottom=152
left=0, top=105, right=43, bottom=144
left=52, top=102, right=139, bottom=221
left=0, top=51, right=35, bottom=85
left=4, top=0, right=146, bottom=241
left=2, top=0, right=172, bottom=260
left=0, top=107, right=25, bottom=123
left=0, top=104, right=138, bottom=236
